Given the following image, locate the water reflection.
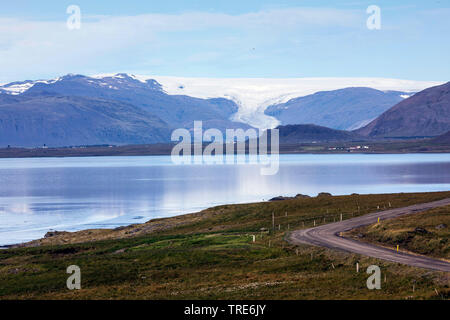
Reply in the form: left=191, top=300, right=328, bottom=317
left=0, top=154, right=449, bottom=245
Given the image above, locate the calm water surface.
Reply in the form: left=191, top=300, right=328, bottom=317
left=0, top=154, right=449, bottom=245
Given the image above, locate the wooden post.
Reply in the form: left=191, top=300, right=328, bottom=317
left=272, top=212, right=275, bottom=230
left=252, top=235, right=255, bottom=243
left=313, top=220, right=316, bottom=227
left=340, top=213, right=343, bottom=221
left=389, top=202, right=391, bottom=207
left=384, top=274, right=387, bottom=283
left=356, top=262, right=359, bottom=273
left=310, top=253, right=313, bottom=261
left=278, top=224, right=281, bottom=231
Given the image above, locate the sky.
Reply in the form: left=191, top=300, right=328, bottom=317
left=0, top=0, right=449, bottom=83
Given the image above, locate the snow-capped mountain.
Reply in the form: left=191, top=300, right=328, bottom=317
left=0, top=79, right=58, bottom=95
left=0, top=73, right=443, bottom=130
left=93, top=74, right=443, bottom=129
left=0, top=73, right=250, bottom=147
left=264, top=87, right=415, bottom=130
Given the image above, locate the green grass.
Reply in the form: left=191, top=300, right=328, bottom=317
left=1, top=191, right=449, bottom=300
left=347, top=205, right=450, bottom=259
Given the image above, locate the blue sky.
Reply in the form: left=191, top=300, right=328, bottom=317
left=0, top=0, right=449, bottom=82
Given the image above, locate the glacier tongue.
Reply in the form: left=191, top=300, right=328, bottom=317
left=136, top=76, right=442, bottom=129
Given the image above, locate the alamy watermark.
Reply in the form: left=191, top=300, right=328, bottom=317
left=67, top=265, right=81, bottom=290
left=67, top=5, right=81, bottom=30
left=367, top=5, right=381, bottom=30
left=366, top=265, right=381, bottom=290
left=171, top=121, right=280, bottom=175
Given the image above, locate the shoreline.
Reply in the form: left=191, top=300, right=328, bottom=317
left=0, top=140, right=449, bottom=159
left=4, top=190, right=450, bottom=250
left=2, top=190, right=449, bottom=299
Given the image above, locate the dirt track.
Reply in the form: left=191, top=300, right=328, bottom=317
left=289, top=198, right=450, bottom=272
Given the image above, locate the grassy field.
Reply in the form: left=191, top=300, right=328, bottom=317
left=0, top=191, right=449, bottom=300
left=347, top=205, right=450, bottom=260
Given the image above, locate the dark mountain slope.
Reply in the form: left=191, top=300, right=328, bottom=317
left=357, top=82, right=450, bottom=138
left=0, top=95, right=171, bottom=147
left=431, top=131, right=450, bottom=144
left=276, top=124, right=364, bottom=143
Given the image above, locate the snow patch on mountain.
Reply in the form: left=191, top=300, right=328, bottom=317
left=0, top=79, right=59, bottom=95
left=115, top=75, right=441, bottom=129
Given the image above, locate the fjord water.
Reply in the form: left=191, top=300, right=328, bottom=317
left=0, top=154, right=449, bottom=246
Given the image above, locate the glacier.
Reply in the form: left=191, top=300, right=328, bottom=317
left=115, top=75, right=442, bottom=129
left=2, top=74, right=443, bottom=129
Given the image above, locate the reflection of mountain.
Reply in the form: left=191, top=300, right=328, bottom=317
left=265, top=87, right=409, bottom=130
left=357, top=82, right=450, bottom=138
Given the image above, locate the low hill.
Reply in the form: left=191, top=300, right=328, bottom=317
left=431, top=131, right=450, bottom=144
left=276, top=124, right=364, bottom=143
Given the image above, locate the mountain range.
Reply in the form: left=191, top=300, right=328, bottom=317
left=0, top=74, right=250, bottom=147
left=0, top=74, right=448, bottom=147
